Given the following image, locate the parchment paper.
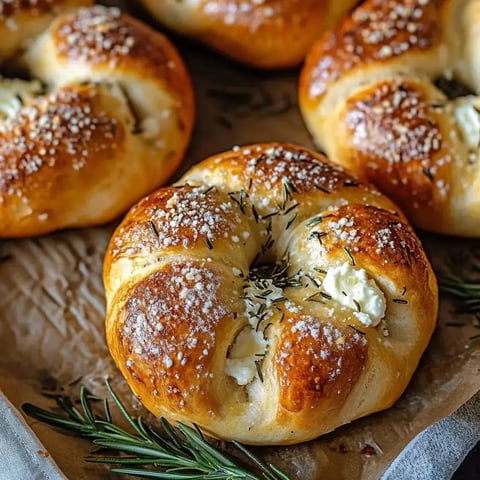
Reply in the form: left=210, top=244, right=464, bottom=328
left=0, top=2, right=479, bottom=479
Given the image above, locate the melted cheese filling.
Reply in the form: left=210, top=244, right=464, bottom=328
left=0, top=78, right=42, bottom=118
left=226, top=327, right=268, bottom=386
left=322, top=262, right=386, bottom=327
left=226, top=277, right=282, bottom=385
left=454, top=98, right=480, bottom=150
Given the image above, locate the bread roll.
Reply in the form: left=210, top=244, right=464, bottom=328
left=137, top=0, right=359, bottom=68
left=104, top=143, right=438, bottom=445
left=0, top=5, right=194, bottom=237
left=300, top=0, right=480, bottom=236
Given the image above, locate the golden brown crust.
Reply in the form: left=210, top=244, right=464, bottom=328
left=52, top=7, right=191, bottom=100
left=0, top=86, right=119, bottom=197
left=105, top=185, right=250, bottom=279
left=300, top=0, right=440, bottom=103
left=0, top=85, right=125, bottom=236
left=0, top=5, right=194, bottom=237
left=0, top=0, right=87, bottom=19
left=115, top=261, right=235, bottom=413
left=105, top=143, right=438, bottom=445
left=311, top=204, right=431, bottom=271
left=299, top=0, right=480, bottom=236
left=276, top=317, right=368, bottom=413
left=179, top=143, right=393, bottom=212
left=137, top=0, right=359, bottom=68
left=193, top=143, right=370, bottom=196
left=342, top=80, right=451, bottom=214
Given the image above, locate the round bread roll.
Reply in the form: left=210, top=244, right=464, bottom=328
left=300, top=0, right=480, bottom=237
left=0, top=4, right=194, bottom=237
left=136, top=0, right=359, bottom=68
left=104, top=143, right=438, bottom=445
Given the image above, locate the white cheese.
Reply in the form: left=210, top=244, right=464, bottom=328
left=226, top=277, right=282, bottom=385
left=454, top=98, right=480, bottom=150
left=0, top=78, right=42, bottom=118
left=322, top=262, right=386, bottom=327
left=140, top=116, right=162, bottom=139
left=225, top=327, right=267, bottom=385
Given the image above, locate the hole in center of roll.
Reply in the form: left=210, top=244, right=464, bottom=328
left=434, top=76, right=474, bottom=99
left=432, top=76, right=480, bottom=159
left=0, top=54, right=47, bottom=120
left=243, top=255, right=302, bottom=310
left=0, top=43, right=42, bottom=81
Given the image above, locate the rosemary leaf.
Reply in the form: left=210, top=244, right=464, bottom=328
left=87, top=457, right=168, bottom=465
left=254, top=360, right=264, bottom=383
left=105, top=379, right=150, bottom=441
left=149, top=221, right=159, bottom=237
left=92, top=441, right=178, bottom=459
left=79, top=386, right=95, bottom=427
left=232, top=442, right=278, bottom=480
left=343, top=247, right=355, bottom=266
left=440, top=271, right=480, bottom=317
left=103, top=398, right=112, bottom=423
left=110, top=469, right=236, bottom=479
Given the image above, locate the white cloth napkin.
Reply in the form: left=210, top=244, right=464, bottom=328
left=382, top=391, right=480, bottom=480
left=0, top=392, right=65, bottom=480
left=1, top=390, right=478, bottom=480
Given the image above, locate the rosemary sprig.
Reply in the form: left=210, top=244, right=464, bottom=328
left=22, top=380, right=290, bottom=480
left=439, top=268, right=480, bottom=318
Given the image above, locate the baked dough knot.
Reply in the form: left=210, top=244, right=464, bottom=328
left=300, top=0, right=480, bottom=237
left=104, top=143, right=438, bottom=445
left=136, top=0, right=359, bottom=68
left=0, top=1, right=194, bottom=237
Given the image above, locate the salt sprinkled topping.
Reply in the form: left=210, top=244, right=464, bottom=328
left=57, top=6, right=136, bottom=64
left=321, top=209, right=403, bottom=255
left=290, top=317, right=320, bottom=339
left=345, top=80, right=452, bottom=202
left=285, top=300, right=302, bottom=313
left=375, top=227, right=396, bottom=254
left=352, top=0, right=433, bottom=60
left=243, top=144, right=359, bottom=196
left=0, top=86, right=117, bottom=196
left=53, top=4, right=186, bottom=99
left=346, top=81, right=442, bottom=166
left=0, top=0, right=57, bottom=21
left=203, top=0, right=280, bottom=26
left=305, top=205, right=410, bottom=268
left=147, top=187, right=240, bottom=251
left=123, top=262, right=229, bottom=384
left=111, top=186, right=247, bottom=263
left=328, top=216, right=359, bottom=245
left=309, top=0, right=436, bottom=97
left=276, top=316, right=368, bottom=391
